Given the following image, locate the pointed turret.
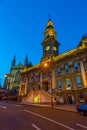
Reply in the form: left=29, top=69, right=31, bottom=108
left=24, top=55, right=29, bottom=67
left=44, top=18, right=57, bottom=39
left=24, top=55, right=33, bottom=67
left=11, top=56, right=16, bottom=67
left=78, top=36, right=87, bottom=48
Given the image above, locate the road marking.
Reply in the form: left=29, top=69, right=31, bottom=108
left=32, top=124, right=41, bottom=130
left=76, top=123, right=87, bottom=129
left=0, top=106, right=7, bottom=109
left=24, top=109, right=74, bottom=130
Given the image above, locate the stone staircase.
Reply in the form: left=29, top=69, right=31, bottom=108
left=22, top=90, right=56, bottom=104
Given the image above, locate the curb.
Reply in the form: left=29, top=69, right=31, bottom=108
left=22, top=103, right=77, bottom=113
left=0, top=100, right=77, bottom=113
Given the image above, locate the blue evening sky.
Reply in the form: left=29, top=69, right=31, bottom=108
left=0, top=0, right=87, bottom=86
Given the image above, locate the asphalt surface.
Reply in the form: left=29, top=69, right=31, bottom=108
left=0, top=101, right=87, bottom=130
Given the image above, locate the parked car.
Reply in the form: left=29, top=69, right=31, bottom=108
left=77, top=103, right=87, bottom=116
left=55, top=96, right=64, bottom=104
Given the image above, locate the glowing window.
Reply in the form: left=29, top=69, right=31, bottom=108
left=74, top=62, right=79, bottom=70
left=76, top=77, right=82, bottom=87
left=65, top=65, right=69, bottom=73
left=66, top=79, right=71, bottom=88
left=57, top=67, right=61, bottom=75
left=58, top=81, right=62, bottom=89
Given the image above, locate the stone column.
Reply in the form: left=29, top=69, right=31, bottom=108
left=19, top=80, right=22, bottom=96
left=52, top=69, right=56, bottom=89
left=25, top=78, right=28, bottom=95
left=80, top=60, right=87, bottom=88
left=40, top=73, right=43, bottom=89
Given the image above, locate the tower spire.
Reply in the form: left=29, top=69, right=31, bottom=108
left=48, top=13, right=51, bottom=21
left=44, top=17, right=56, bottom=39
left=11, top=56, right=16, bottom=67
left=24, top=54, right=29, bottom=67
left=24, top=54, right=33, bottom=67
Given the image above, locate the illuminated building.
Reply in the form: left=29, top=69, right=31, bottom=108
left=19, top=18, right=87, bottom=104
left=4, top=55, right=33, bottom=92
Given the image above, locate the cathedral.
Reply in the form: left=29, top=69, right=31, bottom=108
left=4, top=55, right=33, bottom=92
left=19, top=18, right=87, bottom=104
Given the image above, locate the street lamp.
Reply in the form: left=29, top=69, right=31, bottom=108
left=50, top=78, right=53, bottom=109
left=4, top=74, right=10, bottom=90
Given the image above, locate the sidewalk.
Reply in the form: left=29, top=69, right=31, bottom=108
left=54, top=104, right=77, bottom=112
left=24, top=103, right=77, bottom=113
left=1, top=100, right=77, bottom=113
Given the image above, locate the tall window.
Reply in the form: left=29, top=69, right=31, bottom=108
left=74, top=62, right=79, bottom=70
left=66, top=79, right=71, bottom=88
left=57, top=67, right=61, bottom=75
left=76, top=77, right=82, bottom=87
left=58, top=81, right=62, bottom=89
left=65, top=65, right=69, bottom=73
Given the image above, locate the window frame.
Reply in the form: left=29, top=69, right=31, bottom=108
left=65, top=64, right=69, bottom=73
left=66, top=79, right=72, bottom=89
left=76, top=77, right=82, bottom=87
left=57, top=67, right=61, bottom=75
left=58, top=80, right=62, bottom=89
left=74, top=62, right=79, bottom=71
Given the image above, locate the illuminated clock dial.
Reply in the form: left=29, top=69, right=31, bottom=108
left=45, top=46, right=50, bottom=51
left=53, top=46, right=57, bottom=51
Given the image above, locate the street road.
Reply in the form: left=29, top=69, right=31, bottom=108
left=0, top=101, right=87, bottom=130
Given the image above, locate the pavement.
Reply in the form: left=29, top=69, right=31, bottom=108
left=1, top=100, right=77, bottom=113
left=23, top=103, right=77, bottom=113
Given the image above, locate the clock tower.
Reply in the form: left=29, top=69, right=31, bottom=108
left=41, top=18, right=60, bottom=62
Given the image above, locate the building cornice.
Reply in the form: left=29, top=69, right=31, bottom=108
left=53, top=46, right=87, bottom=62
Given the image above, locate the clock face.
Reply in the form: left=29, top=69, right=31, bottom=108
left=53, top=46, right=57, bottom=51
left=45, top=46, right=50, bottom=51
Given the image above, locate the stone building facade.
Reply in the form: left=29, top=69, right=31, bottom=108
left=19, top=19, right=87, bottom=104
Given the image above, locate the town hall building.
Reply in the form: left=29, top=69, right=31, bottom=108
left=19, top=18, right=87, bottom=104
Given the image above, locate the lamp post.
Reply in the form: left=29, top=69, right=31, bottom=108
left=50, top=78, right=53, bottom=109
left=4, top=74, right=10, bottom=90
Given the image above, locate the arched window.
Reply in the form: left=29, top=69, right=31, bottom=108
left=57, top=67, right=61, bottom=75
left=66, top=79, right=71, bottom=88
left=65, top=64, right=69, bottom=73
left=58, top=81, right=62, bottom=89
left=76, top=77, right=82, bottom=87
left=74, top=62, right=79, bottom=70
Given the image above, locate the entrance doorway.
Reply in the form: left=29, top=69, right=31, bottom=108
left=42, top=82, right=49, bottom=91
left=67, top=92, right=75, bottom=104
left=34, top=96, right=40, bottom=103
left=68, top=96, right=72, bottom=104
